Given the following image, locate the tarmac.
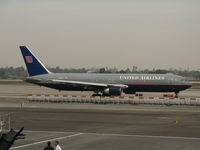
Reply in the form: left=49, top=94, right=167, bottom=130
left=0, top=105, right=200, bottom=150
left=1, top=82, right=200, bottom=149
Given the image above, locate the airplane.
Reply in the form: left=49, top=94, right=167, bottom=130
left=19, top=46, right=192, bottom=97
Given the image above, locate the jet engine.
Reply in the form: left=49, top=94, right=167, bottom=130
left=103, top=86, right=122, bottom=96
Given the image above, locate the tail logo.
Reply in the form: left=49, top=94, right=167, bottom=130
left=25, top=56, right=33, bottom=63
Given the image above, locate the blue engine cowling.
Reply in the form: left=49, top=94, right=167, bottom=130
left=103, top=86, right=122, bottom=96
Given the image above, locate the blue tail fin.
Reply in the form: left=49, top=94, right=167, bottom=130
left=19, top=46, right=50, bottom=76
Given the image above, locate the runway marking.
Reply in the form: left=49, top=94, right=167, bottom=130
left=17, top=130, right=200, bottom=142
left=159, top=117, right=179, bottom=126
left=86, top=133, right=200, bottom=140
left=24, top=130, right=74, bottom=134
left=9, top=131, right=200, bottom=149
left=159, top=117, right=169, bottom=119
left=10, top=133, right=83, bottom=149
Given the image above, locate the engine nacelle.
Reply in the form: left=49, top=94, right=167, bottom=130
left=103, top=86, right=122, bottom=96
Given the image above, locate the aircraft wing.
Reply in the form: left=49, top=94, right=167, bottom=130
left=51, top=79, right=128, bottom=89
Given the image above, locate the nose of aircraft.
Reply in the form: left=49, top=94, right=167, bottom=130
left=188, top=82, right=192, bottom=88
left=180, top=77, right=192, bottom=89
left=185, top=80, right=192, bottom=88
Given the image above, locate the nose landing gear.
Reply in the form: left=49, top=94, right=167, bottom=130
left=175, top=92, right=179, bottom=98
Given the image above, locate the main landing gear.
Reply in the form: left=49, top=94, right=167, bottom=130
left=92, top=93, right=102, bottom=96
left=92, top=93, right=111, bottom=96
left=92, top=90, right=102, bottom=96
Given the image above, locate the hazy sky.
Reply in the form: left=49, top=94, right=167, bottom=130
left=0, top=0, right=200, bottom=70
